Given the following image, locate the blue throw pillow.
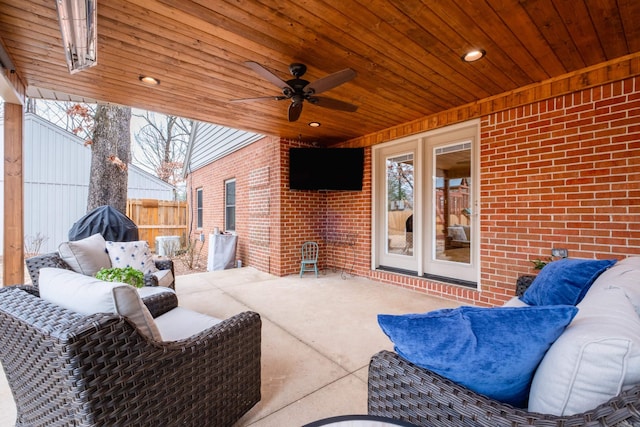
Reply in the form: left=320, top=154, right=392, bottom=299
left=378, top=305, right=578, bottom=407
left=521, top=258, right=617, bottom=306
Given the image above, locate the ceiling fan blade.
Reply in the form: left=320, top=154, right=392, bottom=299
left=244, top=61, right=292, bottom=90
left=305, top=68, right=356, bottom=95
left=310, top=96, right=358, bottom=112
left=230, top=96, right=288, bottom=103
left=288, top=102, right=303, bottom=122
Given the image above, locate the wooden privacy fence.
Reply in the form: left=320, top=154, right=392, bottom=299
left=126, top=199, right=187, bottom=253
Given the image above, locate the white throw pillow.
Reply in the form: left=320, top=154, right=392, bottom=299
left=39, top=268, right=162, bottom=341
left=58, top=233, right=111, bottom=276
left=528, top=287, right=640, bottom=415
left=105, top=240, right=158, bottom=274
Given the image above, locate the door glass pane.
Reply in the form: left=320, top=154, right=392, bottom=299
left=434, top=143, right=471, bottom=263
left=386, top=154, right=414, bottom=255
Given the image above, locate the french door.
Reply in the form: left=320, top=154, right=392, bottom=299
left=373, top=120, right=479, bottom=285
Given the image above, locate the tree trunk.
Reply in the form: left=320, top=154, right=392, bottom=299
left=87, top=104, right=131, bottom=213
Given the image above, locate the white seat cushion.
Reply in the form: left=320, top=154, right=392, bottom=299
left=528, top=286, right=640, bottom=415
left=137, top=285, right=175, bottom=299
left=501, top=296, right=530, bottom=307
left=58, top=233, right=111, bottom=276
left=152, top=269, right=174, bottom=287
left=154, top=307, right=222, bottom=341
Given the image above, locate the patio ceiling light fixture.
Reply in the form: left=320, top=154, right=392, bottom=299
left=462, top=49, right=486, bottom=62
left=139, top=75, right=160, bottom=86
left=55, top=0, right=97, bottom=74
left=308, top=122, right=321, bottom=127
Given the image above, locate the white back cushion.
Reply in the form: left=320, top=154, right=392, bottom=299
left=40, top=267, right=119, bottom=314
left=589, top=256, right=640, bottom=313
left=39, top=268, right=161, bottom=341
left=58, top=233, right=111, bottom=276
left=528, top=287, right=640, bottom=415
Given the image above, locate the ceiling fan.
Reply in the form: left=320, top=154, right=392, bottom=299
left=231, top=61, right=358, bottom=122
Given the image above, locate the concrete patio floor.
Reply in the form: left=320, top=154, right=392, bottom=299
left=0, top=267, right=462, bottom=426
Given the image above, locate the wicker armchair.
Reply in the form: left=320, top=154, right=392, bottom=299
left=368, top=275, right=640, bottom=426
left=0, top=286, right=261, bottom=427
left=26, top=251, right=176, bottom=289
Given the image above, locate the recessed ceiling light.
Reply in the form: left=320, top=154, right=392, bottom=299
left=308, top=122, right=321, bottom=127
left=461, top=49, right=486, bottom=62
left=139, top=75, right=160, bottom=85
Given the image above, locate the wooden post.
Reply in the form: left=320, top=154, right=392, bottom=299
left=3, top=102, right=24, bottom=285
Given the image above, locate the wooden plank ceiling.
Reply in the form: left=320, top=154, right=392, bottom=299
left=1, top=0, right=639, bottom=145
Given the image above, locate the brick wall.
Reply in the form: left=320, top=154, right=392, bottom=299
left=188, top=76, right=639, bottom=306
left=188, top=135, right=283, bottom=274
left=479, top=76, right=640, bottom=304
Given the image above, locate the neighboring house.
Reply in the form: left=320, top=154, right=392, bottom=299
left=0, top=113, right=176, bottom=255
left=184, top=77, right=640, bottom=307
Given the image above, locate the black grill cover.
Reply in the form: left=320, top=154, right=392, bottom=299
left=68, top=205, right=139, bottom=242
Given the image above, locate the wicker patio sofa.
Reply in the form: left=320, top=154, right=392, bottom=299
left=25, top=252, right=176, bottom=318
left=26, top=251, right=176, bottom=289
left=368, top=350, right=640, bottom=427
left=368, top=261, right=640, bottom=427
left=0, top=285, right=262, bottom=427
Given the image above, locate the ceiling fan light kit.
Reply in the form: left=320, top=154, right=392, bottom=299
left=232, top=61, right=358, bottom=122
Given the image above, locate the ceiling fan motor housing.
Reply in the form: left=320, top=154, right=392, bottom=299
left=288, top=63, right=307, bottom=78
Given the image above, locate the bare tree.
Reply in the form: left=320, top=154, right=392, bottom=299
left=87, top=104, right=131, bottom=213
left=132, top=111, right=192, bottom=185
left=27, top=99, right=96, bottom=142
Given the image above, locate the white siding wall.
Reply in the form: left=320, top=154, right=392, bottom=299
left=0, top=113, right=176, bottom=255
left=24, top=114, right=91, bottom=255
left=128, top=164, right=176, bottom=200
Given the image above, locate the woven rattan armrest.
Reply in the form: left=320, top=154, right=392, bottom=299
left=143, top=257, right=176, bottom=289
left=25, top=252, right=73, bottom=287
left=368, top=350, right=640, bottom=427
left=140, top=290, right=178, bottom=317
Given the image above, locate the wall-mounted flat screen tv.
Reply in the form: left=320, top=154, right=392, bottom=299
left=289, top=147, right=364, bottom=191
